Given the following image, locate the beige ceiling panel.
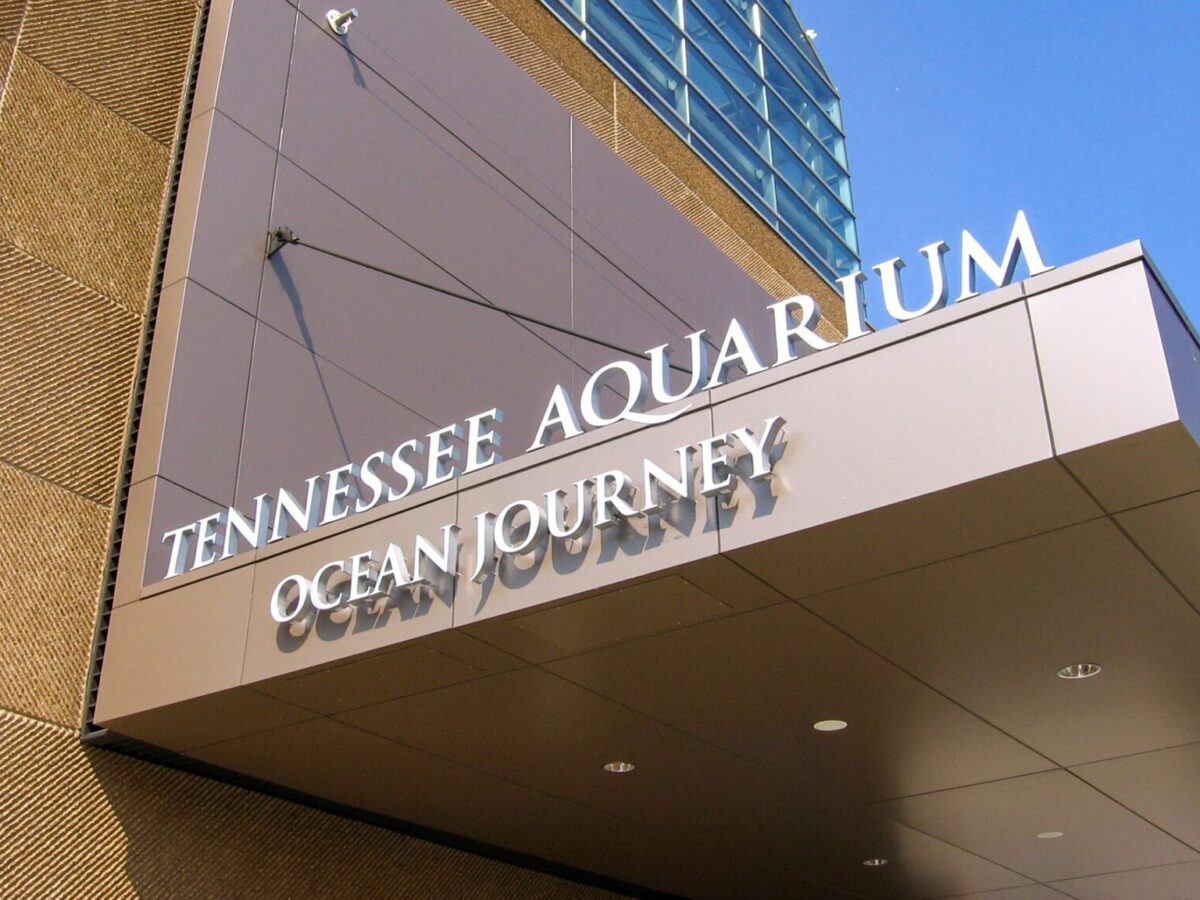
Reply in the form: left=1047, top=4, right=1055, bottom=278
left=561, top=828, right=853, bottom=900
left=802, top=517, right=1200, bottom=766
left=420, top=627, right=528, bottom=673
left=100, top=686, right=317, bottom=752
left=334, top=666, right=797, bottom=835
left=944, top=887, right=1070, bottom=900
left=713, top=300, right=1054, bottom=556
left=1059, top=422, right=1200, bottom=514
left=1072, top=743, right=1200, bottom=850
left=464, top=574, right=735, bottom=663
left=728, top=459, right=1100, bottom=601
left=189, top=716, right=656, bottom=866
left=875, top=769, right=1197, bottom=883
left=691, top=806, right=1032, bottom=899
left=1049, top=860, right=1200, bottom=899
left=547, top=603, right=1051, bottom=804
left=1116, top=489, right=1200, bottom=614
left=251, top=643, right=496, bottom=715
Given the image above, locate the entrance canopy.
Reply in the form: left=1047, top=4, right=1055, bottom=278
left=96, top=244, right=1200, bottom=897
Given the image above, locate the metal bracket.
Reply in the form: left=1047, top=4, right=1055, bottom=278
left=326, top=8, right=359, bottom=35
left=266, top=226, right=298, bottom=259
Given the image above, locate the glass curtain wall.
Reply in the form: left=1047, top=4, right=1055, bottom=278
left=541, top=0, right=859, bottom=284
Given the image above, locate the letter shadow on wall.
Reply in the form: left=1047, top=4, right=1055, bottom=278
left=275, top=579, right=442, bottom=653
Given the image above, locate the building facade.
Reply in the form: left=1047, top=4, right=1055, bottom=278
left=5, top=2, right=1200, bottom=899
left=539, top=0, right=858, bottom=284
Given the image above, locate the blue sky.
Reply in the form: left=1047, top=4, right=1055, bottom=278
left=799, top=2, right=1200, bottom=327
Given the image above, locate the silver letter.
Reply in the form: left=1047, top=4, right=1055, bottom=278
left=425, top=424, right=461, bottom=488
left=162, top=523, right=196, bottom=578
left=697, top=434, right=735, bottom=497
left=270, top=476, right=324, bottom=542
left=270, top=574, right=309, bottom=624
left=704, top=318, right=766, bottom=389
left=527, top=384, right=584, bottom=450
left=463, top=408, right=504, bottom=474
left=876, top=240, right=950, bottom=321
left=641, top=446, right=694, bottom=515
left=958, top=209, right=1053, bottom=301
left=545, top=479, right=594, bottom=540
left=729, top=416, right=787, bottom=481
left=387, top=439, right=425, bottom=501
left=645, top=331, right=710, bottom=405
left=593, top=470, right=639, bottom=529
left=493, top=499, right=548, bottom=556
left=769, top=295, right=836, bottom=366
left=837, top=271, right=871, bottom=340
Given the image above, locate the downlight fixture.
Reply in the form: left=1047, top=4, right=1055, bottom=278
left=813, top=720, right=848, bottom=732
left=1057, top=662, right=1102, bottom=680
left=862, top=858, right=888, bottom=867
left=602, top=761, right=635, bottom=774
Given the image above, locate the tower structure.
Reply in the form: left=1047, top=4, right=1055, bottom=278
left=540, top=0, right=858, bottom=283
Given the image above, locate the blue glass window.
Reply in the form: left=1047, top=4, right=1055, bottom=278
left=538, top=0, right=859, bottom=281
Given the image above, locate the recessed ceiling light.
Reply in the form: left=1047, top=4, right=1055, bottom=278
left=1057, top=662, right=1101, bottom=680
left=813, top=719, right=848, bottom=732
left=1037, top=831, right=1064, bottom=839
left=862, top=858, right=888, bottom=867
left=602, top=761, right=635, bottom=773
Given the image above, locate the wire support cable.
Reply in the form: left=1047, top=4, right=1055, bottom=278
left=267, top=227, right=692, bottom=373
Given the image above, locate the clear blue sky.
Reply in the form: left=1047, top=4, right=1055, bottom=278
left=799, top=2, right=1200, bottom=328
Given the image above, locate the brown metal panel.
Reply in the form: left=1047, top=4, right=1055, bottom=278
left=0, top=52, right=170, bottom=313
left=190, top=714, right=654, bottom=876
left=95, top=563, right=256, bottom=722
left=159, top=109, right=278, bottom=313
left=448, top=0, right=846, bottom=328
left=258, top=158, right=578, bottom=466
left=232, top=322, right=439, bottom=513
left=145, top=280, right=255, bottom=505
left=279, top=10, right=574, bottom=335
left=333, top=665, right=794, bottom=838
left=875, top=769, right=1198, bottom=883
left=191, top=0, right=296, bottom=147
left=546, top=602, right=1052, bottom=805
left=293, top=0, right=575, bottom=223
left=1116, top=490, right=1200, bottom=615
left=1072, top=743, right=1200, bottom=850
left=17, top=0, right=196, bottom=144
left=1049, top=860, right=1200, bottom=899
left=803, top=518, right=1200, bottom=766
left=0, top=463, right=109, bottom=727
left=714, top=300, right=1055, bottom=559
left=0, top=241, right=141, bottom=503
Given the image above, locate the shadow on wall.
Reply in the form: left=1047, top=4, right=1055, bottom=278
left=85, top=745, right=608, bottom=897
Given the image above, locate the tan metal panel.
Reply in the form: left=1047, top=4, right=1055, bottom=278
left=0, top=52, right=169, bottom=313
left=0, top=40, right=11, bottom=100
left=0, top=463, right=108, bottom=728
left=0, top=241, right=141, bottom=503
left=0, top=1, right=23, bottom=43
left=17, top=0, right=196, bottom=145
left=0, top=709, right=618, bottom=898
